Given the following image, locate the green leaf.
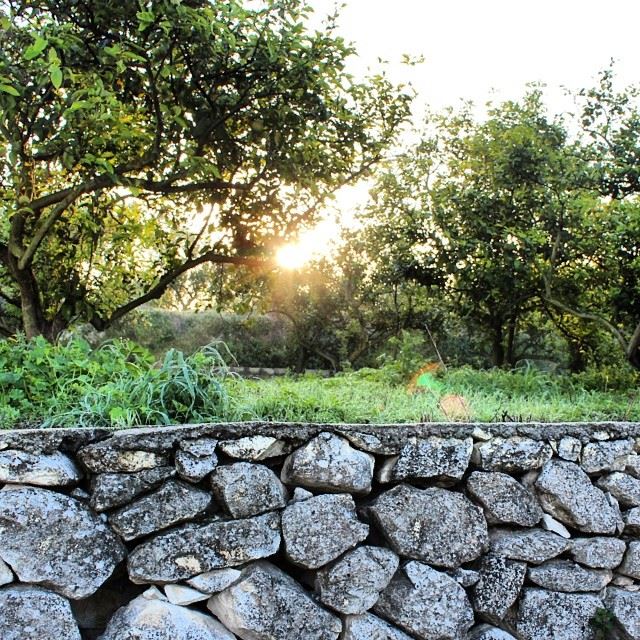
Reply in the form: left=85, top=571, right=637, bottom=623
left=24, top=36, right=48, bottom=60
left=50, top=66, right=63, bottom=88
left=0, top=84, right=19, bottom=96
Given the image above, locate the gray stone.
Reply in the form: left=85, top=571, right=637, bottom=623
left=128, top=512, right=281, bottom=583
left=624, top=507, right=640, bottom=534
left=528, top=560, right=612, bottom=592
left=109, top=479, right=212, bottom=541
left=175, top=449, right=218, bottom=482
left=448, top=568, right=480, bottom=587
left=0, top=449, right=82, bottom=486
left=281, top=432, right=374, bottom=493
left=570, top=537, right=626, bottom=569
left=281, top=493, right=368, bottom=569
left=468, top=625, right=517, bottom=640
left=78, top=441, right=169, bottom=473
left=341, top=613, right=413, bottom=640
left=370, top=484, right=488, bottom=569
left=0, top=585, right=81, bottom=640
left=187, top=568, right=242, bottom=594
left=541, top=512, right=572, bottom=538
left=382, top=436, right=472, bottom=483
left=489, top=528, right=570, bottom=563
left=164, top=584, right=210, bottom=605
left=535, top=459, right=621, bottom=533
left=219, top=435, right=290, bottom=460
left=315, top=546, right=399, bottom=614
left=211, top=462, right=287, bottom=518
left=619, top=541, right=640, bottom=579
left=100, top=592, right=235, bottom=640
left=605, top=587, right=640, bottom=640
left=179, top=437, right=218, bottom=457
left=467, top=471, right=542, bottom=526
left=516, top=588, right=603, bottom=640
left=0, top=557, right=13, bottom=586
left=558, top=437, right=582, bottom=462
left=624, top=454, right=640, bottom=479
left=581, top=439, right=635, bottom=473
left=373, top=561, right=474, bottom=640
left=598, top=472, right=640, bottom=506
left=0, top=486, right=125, bottom=599
left=291, top=487, right=313, bottom=502
left=473, top=437, right=553, bottom=473
left=90, top=466, right=176, bottom=511
left=208, top=561, right=342, bottom=640
left=471, top=554, right=526, bottom=623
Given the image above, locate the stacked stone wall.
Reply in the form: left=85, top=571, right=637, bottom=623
left=1, top=421, right=640, bottom=639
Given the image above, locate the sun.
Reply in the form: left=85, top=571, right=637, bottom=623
left=275, top=220, right=340, bottom=269
left=276, top=243, right=310, bottom=269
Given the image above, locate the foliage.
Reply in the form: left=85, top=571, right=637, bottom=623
left=589, top=607, right=616, bottom=640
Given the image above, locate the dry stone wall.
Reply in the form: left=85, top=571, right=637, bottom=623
left=2, top=421, right=640, bottom=639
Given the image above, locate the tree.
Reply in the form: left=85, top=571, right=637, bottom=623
left=0, top=0, right=411, bottom=339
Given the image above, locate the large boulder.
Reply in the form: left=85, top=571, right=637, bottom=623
left=472, top=437, right=552, bottom=473
left=373, top=561, right=474, bottom=640
left=128, top=512, right=281, bottom=583
left=488, top=528, right=570, bottom=564
left=208, top=562, right=342, bottom=640
left=281, top=433, right=374, bottom=493
left=281, top=493, right=368, bottom=569
left=100, top=591, right=235, bottom=640
left=0, top=449, right=82, bottom=486
left=535, top=460, right=621, bottom=533
left=0, top=585, right=81, bottom=640
left=369, top=484, right=488, bottom=568
left=527, top=560, right=612, bottom=592
left=0, top=486, right=125, bottom=599
left=341, top=613, right=413, bottom=640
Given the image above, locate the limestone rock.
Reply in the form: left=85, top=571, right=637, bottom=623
left=78, top=441, right=169, bottom=473
left=489, top=528, right=570, bottom=564
left=619, top=541, right=640, bottom=579
left=341, top=613, right=413, bottom=640
left=0, top=449, right=82, bottom=486
left=467, top=471, right=542, bottom=526
left=219, top=435, right=289, bottom=460
left=471, top=554, right=526, bottom=623
left=281, top=493, right=368, bottom=569
left=315, top=545, right=399, bottom=614
left=558, top=437, right=582, bottom=462
left=570, top=537, right=626, bottom=569
left=605, top=587, right=640, bottom=640
left=211, top=462, right=288, bottom=518
left=281, top=432, right=374, bottom=493
left=187, top=568, right=242, bottom=594
left=164, top=584, right=209, bottom=605
left=90, top=466, right=176, bottom=511
left=373, top=561, right=474, bottom=640
left=581, top=439, right=635, bottom=473
left=0, top=557, right=13, bottom=586
left=535, top=460, right=621, bottom=533
left=128, top=512, right=281, bottom=583
left=369, top=484, right=488, bottom=569
left=541, top=512, right=571, bottom=538
left=528, top=560, right=612, bottom=592
left=109, top=479, right=212, bottom=541
left=473, top=437, right=553, bottom=473
left=597, top=472, right=640, bottom=507
left=381, top=436, right=472, bottom=483
left=624, top=507, right=640, bottom=535
left=179, top=437, right=218, bottom=457
left=175, top=449, right=218, bottom=483
left=0, top=585, right=81, bottom=640
left=208, top=561, right=342, bottom=640
left=516, top=588, right=603, bottom=640
left=0, top=486, right=125, bottom=599
left=100, top=593, right=235, bottom=640
left=468, top=625, right=518, bottom=640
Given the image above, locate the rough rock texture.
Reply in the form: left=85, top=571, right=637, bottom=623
left=597, top=472, right=640, bottom=507
left=208, top=562, right=342, bottom=640
left=187, top=568, right=242, bottom=594
left=619, top=541, right=640, bottom=579
left=489, top=528, right=570, bottom=563
left=373, top=561, right=474, bottom=640
left=174, top=450, right=218, bottom=483
left=164, top=584, right=209, bottom=605
left=341, top=613, right=413, bottom=640
left=473, top=437, right=553, bottom=473
left=78, top=442, right=169, bottom=473
left=467, top=471, right=543, bottom=526
left=471, top=554, right=526, bottom=623
left=281, top=493, right=368, bottom=569
left=527, top=559, right=612, bottom=592
left=382, top=436, right=472, bottom=483
left=314, top=546, right=399, bottom=614
left=558, top=437, right=582, bottom=462
left=625, top=507, right=640, bottom=534
left=605, top=587, right=640, bottom=640
left=281, top=432, right=374, bottom=493
left=179, top=437, right=218, bottom=457
left=90, top=466, right=175, bottom=511
left=0, top=557, right=13, bottom=586
left=0, top=449, right=82, bottom=486
left=516, top=588, right=603, bottom=640
left=535, top=459, right=621, bottom=533
left=100, top=592, right=235, bottom=640
left=468, top=625, right=517, bottom=640
left=109, top=479, right=212, bottom=541
left=128, top=512, right=281, bottom=583
left=370, top=484, right=488, bottom=568
left=219, top=435, right=289, bottom=460
left=581, top=439, right=635, bottom=473
left=0, top=585, right=82, bottom=640
left=0, top=487, right=125, bottom=599
left=211, top=462, right=288, bottom=518
left=570, top=537, right=626, bottom=568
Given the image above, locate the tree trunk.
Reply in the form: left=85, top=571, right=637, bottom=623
left=490, top=321, right=505, bottom=367
left=505, top=314, right=518, bottom=368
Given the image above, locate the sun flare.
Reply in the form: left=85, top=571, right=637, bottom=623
left=275, top=220, right=340, bottom=269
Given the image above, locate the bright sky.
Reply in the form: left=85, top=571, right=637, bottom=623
left=278, top=0, right=640, bottom=267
